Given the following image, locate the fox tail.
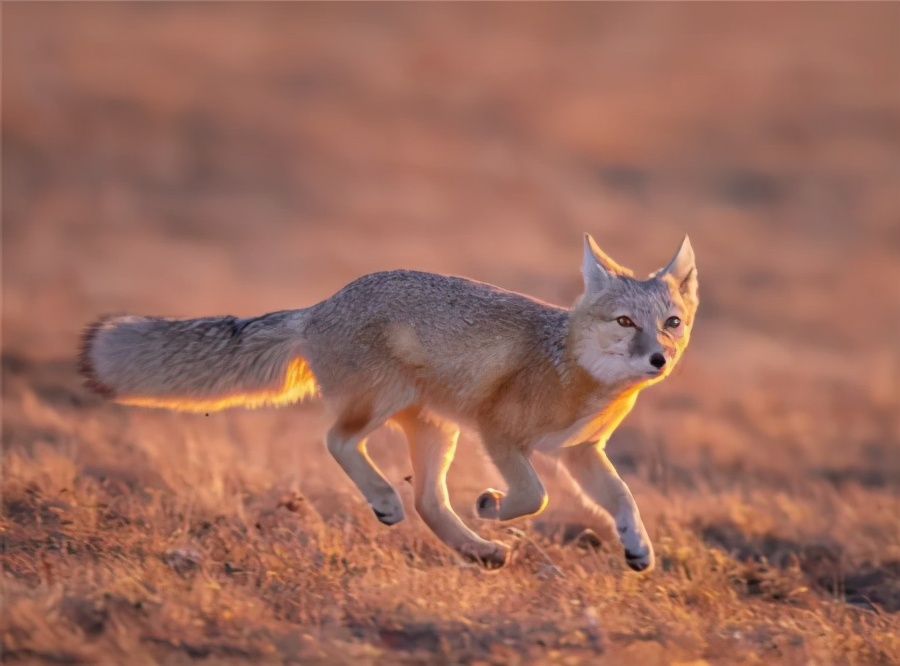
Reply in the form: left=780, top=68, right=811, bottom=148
left=79, top=310, right=318, bottom=412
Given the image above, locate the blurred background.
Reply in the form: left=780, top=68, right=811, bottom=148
left=3, top=1, right=899, bottom=568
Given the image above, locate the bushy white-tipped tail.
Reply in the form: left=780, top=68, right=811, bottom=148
left=79, top=311, right=318, bottom=412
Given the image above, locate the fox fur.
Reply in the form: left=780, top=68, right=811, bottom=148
left=80, top=234, right=698, bottom=571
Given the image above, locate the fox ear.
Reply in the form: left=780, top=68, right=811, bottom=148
left=582, top=233, right=631, bottom=292
left=657, top=235, right=698, bottom=305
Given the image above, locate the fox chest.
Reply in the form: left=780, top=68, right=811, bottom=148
left=530, top=392, right=639, bottom=453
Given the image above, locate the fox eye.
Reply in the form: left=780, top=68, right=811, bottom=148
left=616, top=316, right=636, bottom=328
left=665, top=316, right=682, bottom=329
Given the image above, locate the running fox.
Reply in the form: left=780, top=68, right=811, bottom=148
left=80, top=234, right=698, bottom=571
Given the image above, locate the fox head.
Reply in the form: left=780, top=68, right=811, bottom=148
left=570, top=233, right=698, bottom=387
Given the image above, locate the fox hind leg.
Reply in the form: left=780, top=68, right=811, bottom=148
left=325, top=406, right=405, bottom=526
left=393, top=408, right=509, bottom=569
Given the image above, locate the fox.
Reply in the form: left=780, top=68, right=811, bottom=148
left=79, top=234, right=698, bottom=572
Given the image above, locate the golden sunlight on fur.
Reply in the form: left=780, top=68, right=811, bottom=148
left=117, top=357, right=319, bottom=413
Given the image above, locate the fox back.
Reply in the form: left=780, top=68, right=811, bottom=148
left=80, top=234, right=697, bottom=446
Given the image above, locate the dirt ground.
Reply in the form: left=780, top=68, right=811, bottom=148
left=2, top=3, right=899, bottom=664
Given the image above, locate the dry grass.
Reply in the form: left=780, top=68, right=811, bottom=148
left=3, top=4, right=899, bottom=664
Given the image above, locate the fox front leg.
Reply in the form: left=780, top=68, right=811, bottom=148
left=475, top=446, right=549, bottom=521
left=560, top=442, right=654, bottom=572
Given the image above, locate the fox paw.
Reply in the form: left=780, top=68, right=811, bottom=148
left=460, top=540, right=510, bottom=570
left=369, top=497, right=405, bottom=526
left=616, top=513, right=655, bottom=572
left=623, top=545, right=655, bottom=573
left=475, top=488, right=505, bottom=519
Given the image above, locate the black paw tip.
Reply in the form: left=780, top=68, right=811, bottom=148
left=625, top=550, right=652, bottom=572
left=372, top=507, right=401, bottom=526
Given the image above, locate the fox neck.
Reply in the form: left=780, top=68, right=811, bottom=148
left=561, top=356, right=643, bottom=416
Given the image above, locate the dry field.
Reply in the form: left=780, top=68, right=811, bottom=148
left=2, top=4, right=899, bottom=664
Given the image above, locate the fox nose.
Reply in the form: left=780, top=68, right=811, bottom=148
left=649, top=352, right=666, bottom=369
